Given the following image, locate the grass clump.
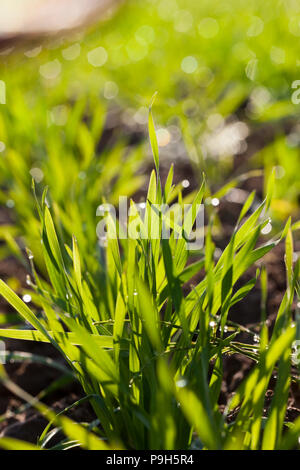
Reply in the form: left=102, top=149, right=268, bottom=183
left=0, top=109, right=299, bottom=450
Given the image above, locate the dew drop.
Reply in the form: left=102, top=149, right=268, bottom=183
left=181, top=56, right=198, bottom=74
left=6, top=199, right=15, bottom=208
left=261, top=221, right=272, bottom=235
left=198, top=17, right=219, bottom=38
left=156, top=128, right=171, bottom=147
left=104, top=81, right=119, bottom=100
left=24, top=45, right=42, bottom=58
left=39, top=59, right=61, bottom=80
left=87, top=47, right=108, bottom=67
left=22, top=294, right=32, bottom=303
left=30, top=167, right=44, bottom=183
left=78, top=171, right=86, bottom=180
left=62, top=43, right=81, bottom=61
left=176, top=378, right=188, bottom=388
